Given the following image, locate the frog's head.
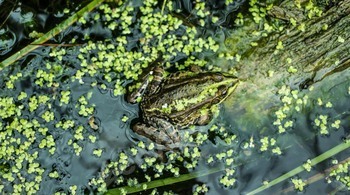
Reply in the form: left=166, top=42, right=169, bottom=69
left=206, top=72, right=239, bottom=104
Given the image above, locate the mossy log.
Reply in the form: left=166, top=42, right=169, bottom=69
left=224, top=0, right=350, bottom=131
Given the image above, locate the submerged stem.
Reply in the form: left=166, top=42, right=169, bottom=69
left=247, top=140, right=350, bottom=195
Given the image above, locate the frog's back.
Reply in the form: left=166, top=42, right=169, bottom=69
left=142, top=72, right=228, bottom=117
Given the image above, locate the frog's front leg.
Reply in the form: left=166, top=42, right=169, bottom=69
left=127, top=66, right=165, bottom=103
left=127, top=73, right=151, bottom=104
left=133, top=118, right=179, bottom=145
left=147, top=66, right=165, bottom=95
left=194, top=109, right=213, bottom=126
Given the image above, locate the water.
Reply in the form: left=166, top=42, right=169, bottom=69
left=0, top=0, right=349, bottom=194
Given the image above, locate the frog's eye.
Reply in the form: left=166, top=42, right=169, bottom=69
left=218, top=85, right=228, bottom=95
left=212, top=74, right=224, bottom=82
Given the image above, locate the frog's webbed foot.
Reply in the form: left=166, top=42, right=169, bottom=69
left=132, top=120, right=180, bottom=146
left=152, top=117, right=180, bottom=144
left=133, top=123, right=171, bottom=145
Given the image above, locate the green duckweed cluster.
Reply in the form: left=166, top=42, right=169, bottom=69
left=268, top=80, right=349, bottom=192
left=295, top=157, right=350, bottom=192
left=75, top=0, right=223, bottom=98
left=0, top=0, right=246, bottom=193
left=273, top=85, right=307, bottom=134
left=328, top=159, right=350, bottom=190
left=273, top=85, right=343, bottom=138
left=291, top=178, right=307, bottom=192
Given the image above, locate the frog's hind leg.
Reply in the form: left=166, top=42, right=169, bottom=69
left=133, top=122, right=173, bottom=145
left=152, top=118, right=180, bottom=144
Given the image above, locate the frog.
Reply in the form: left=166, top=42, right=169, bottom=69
left=127, top=66, right=239, bottom=146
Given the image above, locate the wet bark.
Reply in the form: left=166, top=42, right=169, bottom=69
left=237, top=0, right=349, bottom=88
left=224, top=0, right=350, bottom=129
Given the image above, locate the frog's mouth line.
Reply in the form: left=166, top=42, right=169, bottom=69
left=205, top=77, right=239, bottom=97
left=228, top=79, right=240, bottom=93
left=167, top=79, right=239, bottom=118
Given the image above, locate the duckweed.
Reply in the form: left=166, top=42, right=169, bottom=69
left=194, top=184, right=209, bottom=194
left=220, top=175, right=236, bottom=187
left=137, top=141, right=146, bottom=149
left=121, top=115, right=129, bottom=122
left=60, top=90, right=71, bottom=105
left=288, top=66, right=298, bottom=73
left=41, top=111, right=54, bottom=122
left=329, top=160, right=350, bottom=190
left=72, top=142, right=83, bottom=156
left=303, top=159, right=312, bottom=172
left=291, top=178, right=306, bottom=191
left=276, top=41, right=283, bottom=50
